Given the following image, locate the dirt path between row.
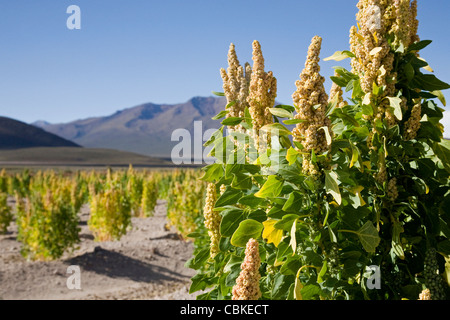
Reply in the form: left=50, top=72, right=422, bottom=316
left=0, top=199, right=201, bottom=300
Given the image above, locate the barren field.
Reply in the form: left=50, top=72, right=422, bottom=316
left=0, top=199, right=200, bottom=300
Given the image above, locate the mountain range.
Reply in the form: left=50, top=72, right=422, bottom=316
left=33, top=96, right=227, bottom=159
left=0, top=116, right=80, bottom=149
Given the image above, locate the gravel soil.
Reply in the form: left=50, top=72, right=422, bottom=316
left=0, top=199, right=201, bottom=300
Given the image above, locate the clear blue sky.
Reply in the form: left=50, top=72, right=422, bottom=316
left=0, top=0, right=449, bottom=136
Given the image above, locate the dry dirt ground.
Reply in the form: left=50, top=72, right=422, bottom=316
left=0, top=199, right=201, bottom=300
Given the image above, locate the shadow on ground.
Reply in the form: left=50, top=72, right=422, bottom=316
left=64, top=247, right=189, bottom=283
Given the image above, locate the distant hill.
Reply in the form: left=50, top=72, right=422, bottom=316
left=0, top=147, right=174, bottom=167
left=34, top=96, right=227, bottom=159
left=0, top=116, right=80, bottom=149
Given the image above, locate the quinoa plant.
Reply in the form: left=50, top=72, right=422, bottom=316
left=187, top=0, right=450, bottom=300
left=15, top=179, right=81, bottom=261
left=166, top=169, right=207, bottom=239
left=140, top=176, right=159, bottom=217
left=88, top=177, right=132, bottom=242
left=0, top=192, right=12, bottom=234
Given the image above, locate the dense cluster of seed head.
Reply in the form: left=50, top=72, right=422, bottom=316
left=418, top=288, right=431, bottom=300
left=220, top=43, right=252, bottom=134
left=292, top=36, right=332, bottom=174
left=203, top=183, right=221, bottom=258
left=424, top=247, right=447, bottom=300
left=386, top=177, right=398, bottom=201
left=350, top=0, right=420, bottom=129
left=403, top=101, right=422, bottom=140
left=350, top=1, right=395, bottom=127
left=232, top=238, right=262, bottom=300
left=409, top=0, right=420, bottom=46
left=245, top=41, right=277, bottom=156
left=302, top=154, right=320, bottom=178
left=220, top=184, right=226, bottom=196
left=327, top=243, right=341, bottom=275
left=375, top=155, right=387, bottom=185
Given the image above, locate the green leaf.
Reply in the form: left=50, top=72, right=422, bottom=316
left=244, top=107, right=252, bottom=128
left=274, top=104, right=296, bottom=112
left=324, top=170, right=341, bottom=205
left=330, top=76, right=348, bottom=87
left=271, top=274, right=294, bottom=300
left=274, top=214, right=300, bottom=231
left=408, top=40, right=432, bottom=52
left=418, top=121, right=443, bottom=142
left=412, top=74, right=450, bottom=91
left=310, top=148, right=317, bottom=164
left=203, top=127, right=224, bottom=147
left=222, top=117, right=244, bottom=126
left=437, top=240, right=450, bottom=256
left=248, top=209, right=267, bottom=223
left=220, top=208, right=246, bottom=237
left=212, top=110, right=228, bottom=120
left=326, top=95, right=339, bottom=117
left=323, top=50, right=355, bottom=62
left=280, top=256, right=302, bottom=276
left=333, top=66, right=359, bottom=81
left=300, top=284, right=321, bottom=300
left=412, top=176, right=429, bottom=195
left=269, top=108, right=294, bottom=119
left=186, top=247, right=210, bottom=270
left=391, top=220, right=405, bottom=260
left=431, top=141, right=450, bottom=174
left=373, top=81, right=384, bottom=96
left=238, top=194, right=266, bottom=207
left=349, top=144, right=363, bottom=171
left=431, top=90, right=447, bottom=106
left=189, top=273, right=209, bottom=294
left=230, top=219, right=263, bottom=247
left=317, top=260, right=328, bottom=284
left=260, top=123, right=292, bottom=136
left=345, top=221, right=380, bottom=253
left=282, top=191, right=303, bottom=213
left=361, top=103, right=374, bottom=117
left=404, top=63, right=415, bottom=81
left=286, top=147, right=300, bottom=166
left=226, top=100, right=237, bottom=109
left=358, top=222, right=381, bottom=253
left=215, top=188, right=242, bottom=207
left=231, top=173, right=253, bottom=190
left=351, top=78, right=363, bottom=99
left=199, top=163, right=224, bottom=182
left=254, top=175, right=284, bottom=198
left=283, top=118, right=306, bottom=125
left=332, top=108, right=360, bottom=127
left=348, top=185, right=366, bottom=209
left=224, top=255, right=243, bottom=287
left=387, top=96, right=403, bottom=121
left=280, top=135, right=293, bottom=149
left=212, top=91, right=225, bottom=96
